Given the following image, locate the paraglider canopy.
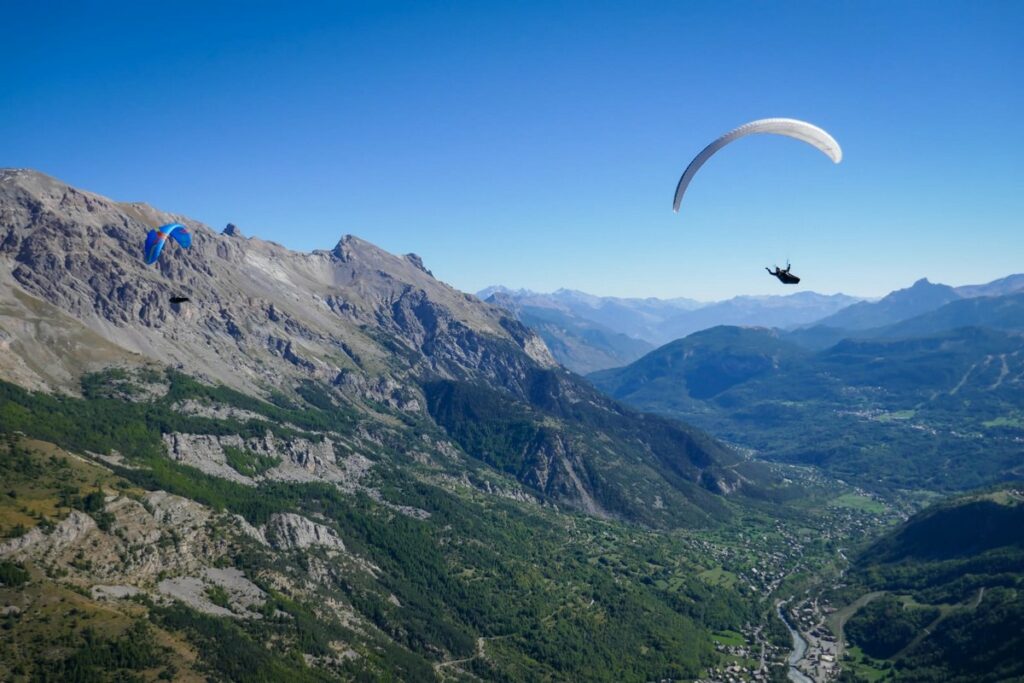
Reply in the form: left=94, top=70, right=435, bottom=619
left=144, top=223, right=191, bottom=265
left=673, top=118, right=842, bottom=213
left=169, top=296, right=191, bottom=304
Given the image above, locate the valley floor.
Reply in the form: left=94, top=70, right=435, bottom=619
left=690, top=464, right=904, bottom=683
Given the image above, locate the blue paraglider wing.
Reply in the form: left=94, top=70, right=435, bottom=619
left=143, top=223, right=190, bottom=265
left=144, top=229, right=166, bottom=265
left=167, top=224, right=192, bottom=249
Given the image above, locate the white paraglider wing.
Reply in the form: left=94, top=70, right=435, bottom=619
left=672, top=118, right=842, bottom=212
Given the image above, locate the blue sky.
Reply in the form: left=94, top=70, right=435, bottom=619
left=2, top=1, right=1022, bottom=299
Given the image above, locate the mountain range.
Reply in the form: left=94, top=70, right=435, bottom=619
left=590, top=291, right=1024, bottom=492
left=487, top=273, right=1024, bottom=374
left=790, top=277, right=1024, bottom=349
left=1, top=169, right=1020, bottom=681
left=0, top=170, right=784, bottom=681
left=481, top=286, right=862, bottom=372
left=808, top=278, right=960, bottom=331
left=0, top=168, right=769, bottom=526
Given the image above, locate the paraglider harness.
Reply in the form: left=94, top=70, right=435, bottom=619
left=766, top=264, right=800, bottom=285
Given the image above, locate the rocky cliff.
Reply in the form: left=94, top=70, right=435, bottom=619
left=0, top=169, right=555, bottom=397
left=0, top=169, right=755, bottom=524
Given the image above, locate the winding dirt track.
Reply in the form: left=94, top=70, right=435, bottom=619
left=893, top=587, right=986, bottom=659
left=827, top=590, right=886, bottom=660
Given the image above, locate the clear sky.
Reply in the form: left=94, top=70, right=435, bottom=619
left=2, top=1, right=1022, bottom=300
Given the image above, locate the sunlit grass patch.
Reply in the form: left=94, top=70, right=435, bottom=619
left=828, top=493, right=886, bottom=514
left=0, top=437, right=142, bottom=538
left=982, top=415, right=1024, bottom=429
left=844, top=644, right=891, bottom=682
left=698, top=567, right=737, bottom=587
left=711, top=629, right=745, bottom=646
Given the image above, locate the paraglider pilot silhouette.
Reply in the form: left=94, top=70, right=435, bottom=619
left=766, top=263, right=800, bottom=285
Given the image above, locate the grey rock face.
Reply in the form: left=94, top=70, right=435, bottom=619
left=0, top=489, right=246, bottom=588
left=157, top=567, right=267, bottom=619
left=0, top=169, right=554, bottom=396
left=265, top=513, right=346, bottom=552
left=161, top=430, right=361, bottom=486
left=0, top=511, right=97, bottom=556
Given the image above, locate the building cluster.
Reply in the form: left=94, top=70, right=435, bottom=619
left=690, top=467, right=899, bottom=683
left=786, top=597, right=843, bottom=682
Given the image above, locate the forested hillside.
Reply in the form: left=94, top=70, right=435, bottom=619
left=591, top=325, right=1024, bottom=493
left=834, top=488, right=1024, bottom=682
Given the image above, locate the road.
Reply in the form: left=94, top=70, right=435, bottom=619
left=894, top=586, right=986, bottom=659
left=828, top=590, right=886, bottom=660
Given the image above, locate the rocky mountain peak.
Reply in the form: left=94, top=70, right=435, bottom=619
left=330, top=234, right=354, bottom=261
left=0, top=169, right=554, bottom=393
left=404, top=253, right=431, bottom=275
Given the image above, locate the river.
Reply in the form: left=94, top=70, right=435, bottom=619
left=776, top=602, right=814, bottom=683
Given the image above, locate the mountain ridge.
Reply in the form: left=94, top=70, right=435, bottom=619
left=0, top=168, right=759, bottom=526
left=837, top=487, right=1024, bottom=682
left=0, top=168, right=557, bottom=397
left=809, top=278, right=961, bottom=331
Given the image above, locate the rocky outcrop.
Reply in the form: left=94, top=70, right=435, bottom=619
left=265, top=513, right=346, bottom=552
left=157, top=567, right=266, bottom=618
left=170, top=398, right=263, bottom=423
left=0, top=490, right=243, bottom=586
left=162, top=433, right=254, bottom=484
left=0, top=511, right=96, bottom=556
left=143, top=490, right=213, bottom=530
left=333, top=369, right=420, bottom=411
left=161, top=431, right=358, bottom=486
left=404, top=253, right=431, bottom=275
